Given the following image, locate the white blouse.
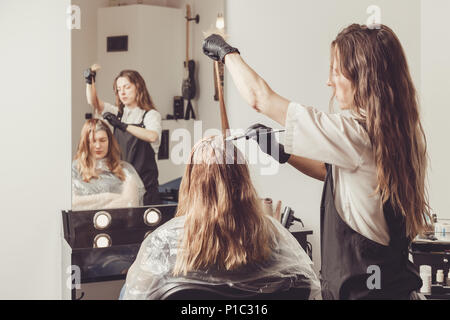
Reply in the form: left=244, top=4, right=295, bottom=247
left=283, top=102, right=390, bottom=246
left=98, top=102, right=162, bottom=153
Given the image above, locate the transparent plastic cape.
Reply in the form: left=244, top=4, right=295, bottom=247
left=72, top=159, right=145, bottom=210
left=122, top=215, right=321, bottom=300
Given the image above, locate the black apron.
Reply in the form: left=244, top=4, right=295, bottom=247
left=319, top=164, right=421, bottom=299
left=114, top=110, right=160, bottom=205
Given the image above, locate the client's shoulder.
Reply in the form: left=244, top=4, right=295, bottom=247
left=119, top=160, right=138, bottom=174
left=146, top=215, right=185, bottom=243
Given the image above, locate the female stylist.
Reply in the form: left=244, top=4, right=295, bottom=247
left=85, top=68, right=161, bottom=205
left=203, top=24, right=431, bottom=299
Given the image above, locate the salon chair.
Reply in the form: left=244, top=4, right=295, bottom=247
left=149, top=281, right=311, bottom=300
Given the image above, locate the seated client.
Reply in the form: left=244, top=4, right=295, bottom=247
left=72, top=119, right=145, bottom=210
left=121, top=135, right=320, bottom=299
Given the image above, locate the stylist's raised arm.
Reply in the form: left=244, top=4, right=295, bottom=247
left=84, top=64, right=105, bottom=114
left=203, top=34, right=326, bottom=181
left=203, top=35, right=290, bottom=126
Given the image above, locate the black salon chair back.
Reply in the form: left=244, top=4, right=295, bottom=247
left=150, top=282, right=311, bottom=300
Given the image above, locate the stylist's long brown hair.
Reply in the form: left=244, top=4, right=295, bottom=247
left=331, top=24, right=431, bottom=238
left=173, top=136, right=276, bottom=276
left=113, top=70, right=156, bottom=114
left=75, top=119, right=125, bottom=182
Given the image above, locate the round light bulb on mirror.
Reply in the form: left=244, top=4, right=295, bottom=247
left=216, top=13, right=224, bottom=30
left=143, top=208, right=162, bottom=226
left=93, top=233, right=112, bottom=248
left=93, top=211, right=112, bottom=230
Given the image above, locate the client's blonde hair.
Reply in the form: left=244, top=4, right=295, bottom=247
left=173, top=136, right=276, bottom=276
left=75, top=119, right=125, bottom=182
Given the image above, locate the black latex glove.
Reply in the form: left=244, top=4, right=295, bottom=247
left=246, top=123, right=291, bottom=164
left=103, top=112, right=128, bottom=132
left=83, top=67, right=96, bottom=84
left=202, top=34, right=240, bottom=63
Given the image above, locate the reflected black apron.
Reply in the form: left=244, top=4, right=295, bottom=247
left=320, top=164, right=421, bottom=299
left=114, top=110, right=160, bottom=205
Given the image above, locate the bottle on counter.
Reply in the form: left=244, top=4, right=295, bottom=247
left=420, top=265, right=432, bottom=294
left=446, top=270, right=450, bottom=286
left=436, top=269, right=444, bottom=285
left=432, top=214, right=437, bottom=223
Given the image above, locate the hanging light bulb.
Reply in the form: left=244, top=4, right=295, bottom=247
left=216, top=13, right=224, bottom=30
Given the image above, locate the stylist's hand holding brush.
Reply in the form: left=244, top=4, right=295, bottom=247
left=245, top=123, right=291, bottom=164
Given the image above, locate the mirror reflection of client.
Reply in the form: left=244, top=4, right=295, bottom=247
left=85, top=67, right=161, bottom=205
left=121, top=136, right=320, bottom=300
left=72, top=119, right=145, bottom=211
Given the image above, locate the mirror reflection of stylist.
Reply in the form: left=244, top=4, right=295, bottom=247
left=203, top=25, right=431, bottom=300
left=85, top=68, right=161, bottom=205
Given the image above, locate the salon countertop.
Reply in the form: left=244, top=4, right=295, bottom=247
left=289, top=223, right=313, bottom=234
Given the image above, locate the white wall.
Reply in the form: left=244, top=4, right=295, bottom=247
left=0, top=0, right=71, bottom=299
left=225, top=0, right=422, bottom=273
left=191, top=0, right=225, bottom=132
left=421, top=0, right=450, bottom=220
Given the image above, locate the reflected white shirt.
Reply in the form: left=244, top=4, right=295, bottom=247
left=283, top=102, right=390, bottom=246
